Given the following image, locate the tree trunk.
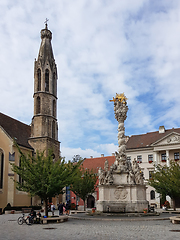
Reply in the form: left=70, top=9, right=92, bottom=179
left=83, top=200, right=86, bottom=211
left=45, top=198, right=49, bottom=217
left=172, top=199, right=176, bottom=211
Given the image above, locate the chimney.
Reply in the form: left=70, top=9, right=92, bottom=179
left=101, top=154, right=104, bottom=157
left=112, top=153, right=115, bottom=156
left=90, top=156, right=93, bottom=158
left=159, top=126, right=165, bottom=134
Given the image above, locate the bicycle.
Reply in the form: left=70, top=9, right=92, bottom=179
left=17, top=213, right=34, bottom=225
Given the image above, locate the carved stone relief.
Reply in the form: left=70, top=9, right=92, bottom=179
left=114, top=189, right=128, bottom=200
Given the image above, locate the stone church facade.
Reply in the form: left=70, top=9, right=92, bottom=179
left=0, top=24, right=60, bottom=211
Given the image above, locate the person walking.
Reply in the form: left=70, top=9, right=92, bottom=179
left=58, top=202, right=63, bottom=215
left=51, top=203, right=55, bottom=216
left=65, top=201, right=70, bottom=215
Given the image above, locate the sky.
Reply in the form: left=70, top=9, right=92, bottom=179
left=1, top=0, right=180, bottom=161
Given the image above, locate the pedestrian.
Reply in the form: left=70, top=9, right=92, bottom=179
left=36, top=211, right=41, bottom=223
left=65, top=201, right=70, bottom=215
left=51, top=203, right=55, bottom=216
left=58, top=202, right=63, bottom=215
left=29, top=208, right=36, bottom=223
left=63, top=203, right=66, bottom=214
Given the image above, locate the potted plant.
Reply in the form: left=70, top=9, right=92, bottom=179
left=92, top=208, right=95, bottom=213
left=143, top=208, right=148, bottom=214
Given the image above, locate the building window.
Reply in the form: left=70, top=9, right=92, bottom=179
left=53, top=72, right=56, bottom=95
left=52, top=121, right=55, bottom=139
left=0, top=150, right=4, bottom=189
left=37, top=68, right=41, bottom=91
left=9, top=152, right=15, bottom=161
left=150, top=190, right=155, bottom=200
left=137, top=155, right=142, bottom=163
left=45, top=69, right=49, bottom=92
left=149, top=171, right=154, bottom=180
left=36, top=96, right=40, bottom=114
left=127, top=156, right=131, bottom=162
left=161, top=153, right=166, bottom=162
left=174, top=152, right=179, bottom=161
left=148, top=155, right=153, bottom=163
left=53, top=100, right=56, bottom=117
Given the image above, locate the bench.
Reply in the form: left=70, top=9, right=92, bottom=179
left=22, top=208, right=32, bottom=213
left=70, top=210, right=85, bottom=214
left=41, top=215, right=68, bottom=224
left=170, top=216, right=180, bottom=224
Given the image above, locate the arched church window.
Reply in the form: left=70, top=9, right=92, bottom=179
left=53, top=100, right=56, bottom=117
left=0, top=150, right=4, bottom=189
left=53, top=72, right=56, bottom=95
left=45, top=69, right=49, bottom=92
left=150, top=190, right=155, bottom=200
left=36, top=96, right=40, bottom=114
left=37, top=68, right=41, bottom=91
left=52, top=121, right=55, bottom=139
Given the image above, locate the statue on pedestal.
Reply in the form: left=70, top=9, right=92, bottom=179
left=97, top=93, right=148, bottom=213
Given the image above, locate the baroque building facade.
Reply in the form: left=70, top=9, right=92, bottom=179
left=0, top=24, right=60, bottom=211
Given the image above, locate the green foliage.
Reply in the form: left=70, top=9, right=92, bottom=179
left=70, top=167, right=97, bottom=210
left=148, top=160, right=180, bottom=209
left=70, top=203, right=76, bottom=210
left=11, top=143, right=82, bottom=216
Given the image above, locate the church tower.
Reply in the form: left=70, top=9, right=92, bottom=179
left=29, top=23, right=60, bottom=160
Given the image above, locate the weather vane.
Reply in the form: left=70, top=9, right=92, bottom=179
left=44, top=18, right=49, bottom=28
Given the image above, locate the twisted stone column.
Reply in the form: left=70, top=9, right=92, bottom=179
left=110, top=93, right=128, bottom=166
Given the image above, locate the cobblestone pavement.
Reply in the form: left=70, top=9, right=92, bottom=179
left=1, top=212, right=180, bottom=240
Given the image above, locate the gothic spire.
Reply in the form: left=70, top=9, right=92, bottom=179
left=37, top=21, right=55, bottom=70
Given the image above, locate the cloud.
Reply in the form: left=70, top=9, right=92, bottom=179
left=1, top=0, right=180, bottom=160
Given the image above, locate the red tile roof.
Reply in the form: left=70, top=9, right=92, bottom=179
left=0, top=112, right=33, bottom=149
left=82, top=156, right=115, bottom=173
left=126, top=127, right=180, bottom=149
left=82, top=127, right=180, bottom=170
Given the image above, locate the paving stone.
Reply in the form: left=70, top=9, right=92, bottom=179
left=1, top=212, right=180, bottom=240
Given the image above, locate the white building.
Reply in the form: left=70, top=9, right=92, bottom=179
left=126, top=126, right=180, bottom=208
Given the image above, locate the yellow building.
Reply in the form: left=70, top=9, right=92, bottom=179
left=0, top=113, right=33, bottom=210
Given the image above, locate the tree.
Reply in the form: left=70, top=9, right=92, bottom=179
left=70, top=167, right=97, bottom=211
left=148, top=160, right=180, bottom=210
left=72, top=155, right=84, bottom=163
left=11, top=144, right=82, bottom=217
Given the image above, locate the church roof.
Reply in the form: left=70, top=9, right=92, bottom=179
left=0, top=112, right=33, bottom=150
left=126, top=127, right=180, bottom=149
